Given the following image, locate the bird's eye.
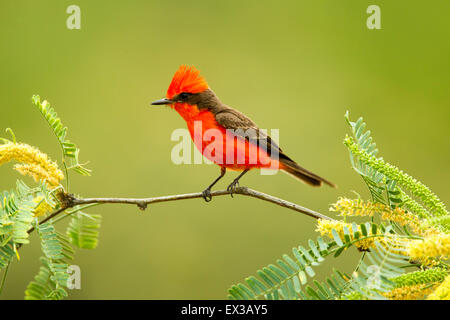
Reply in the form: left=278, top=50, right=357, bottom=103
left=179, top=92, right=190, bottom=100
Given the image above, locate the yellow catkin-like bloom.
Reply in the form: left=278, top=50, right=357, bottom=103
left=408, top=233, right=450, bottom=261
left=316, top=219, right=378, bottom=251
left=427, top=274, right=450, bottom=300
left=330, top=198, right=439, bottom=237
left=331, top=198, right=379, bottom=217
left=0, top=142, right=64, bottom=188
left=384, top=284, right=434, bottom=300
left=32, top=196, right=53, bottom=217
left=14, top=164, right=62, bottom=188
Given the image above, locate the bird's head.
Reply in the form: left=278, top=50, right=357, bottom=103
left=151, top=65, right=210, bottom=108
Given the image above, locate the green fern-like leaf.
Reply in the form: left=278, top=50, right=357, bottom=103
left=37, top=222, right=69, bottom=287
left=299, top=269, right=350, bottom=300
left=227, top=230, right=384, bottom=300
left=400, top=191, right=431, bottom=219
left=344, top=112, right=447, bottom=218
left=228, top=221, right=415, bottom=300
left=0, top=188, right=39, bottom=269
left=56, top=232, right=75, bottom=261
left=391, top=267, right=448, bottom=288
left=12, top=200, right=35, bottom=245
left=344, top=111, right=386, bottom=203
left=31, top=95, right=91, bottom=177
left=24, top=257, right=68, bottom=300
left=32, top=95, right=71, bottom=158
left=0, top=241, right=15, bottom=269
left=66, top=212, right=101, bottom=249
left=228, top=238, right=330, bottom=300
left=38, top=223, right=64, bottom=260
left=25, top=225, right=74, bottom=299
left=0, top=189, right=35, bottom=246
left=423, top=216, right=450, bottom=233
left=344, top=135, right=448, bottom=217
left=346, top=238, right=409, bottom=300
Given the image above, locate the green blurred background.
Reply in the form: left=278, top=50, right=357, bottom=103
left=0, top=0, right=448, bottom=299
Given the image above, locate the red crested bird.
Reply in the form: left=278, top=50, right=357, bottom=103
left=151, top=65, right=335, bottom=201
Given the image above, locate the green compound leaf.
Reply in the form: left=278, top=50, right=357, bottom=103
left=32, top=95, right=91, bottom=177
left=66, top=212, right=101, bottom=249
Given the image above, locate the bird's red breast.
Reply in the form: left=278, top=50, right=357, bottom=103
left=173, top=101, right=280, bottom=171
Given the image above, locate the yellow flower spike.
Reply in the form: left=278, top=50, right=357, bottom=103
left=330, top=198, right=439, bottom=237
left=427, top=274, right=450, bottom=300
left=384, top=284, right=434, bottom=300
left=0, top=142, right=64, bottom=188
left=408, top=233, right=450, bottom=261
left=32, top=196, right=53, bottom=217
left=14, top=164, right=62, bottom=188
left=316, top=219, right=378, bottom=251
left=330, top=197, right=378, bottom=217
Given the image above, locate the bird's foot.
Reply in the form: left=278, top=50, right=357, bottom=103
left=226, top=180, right=240, bottom=198
left=202, top=188, right=213, bottom=202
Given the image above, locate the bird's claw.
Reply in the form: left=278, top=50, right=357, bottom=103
left=202, top=188, right=213, bottom=202
left=226, top=180, right=240, bottom=198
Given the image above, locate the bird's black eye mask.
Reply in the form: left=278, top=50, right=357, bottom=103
left=177, top=92, right=193, bottom=102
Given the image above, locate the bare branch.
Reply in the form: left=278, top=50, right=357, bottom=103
left=20, top=187, right=334, bottom=250
left=69, top=187, right=335, bottom=221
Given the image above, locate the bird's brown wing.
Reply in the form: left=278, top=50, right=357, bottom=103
left=214, top=108, right=284, bottom=158
left=214, top=108, right=336, bottom=188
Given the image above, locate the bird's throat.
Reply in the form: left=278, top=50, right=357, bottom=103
left=173, top=102, right=201, bottom=123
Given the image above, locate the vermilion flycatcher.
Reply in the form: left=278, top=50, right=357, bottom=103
left=152, top=66, right=335, bottom=201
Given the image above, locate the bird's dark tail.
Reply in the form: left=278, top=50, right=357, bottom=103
left=280, top=158, right=336, bottom=188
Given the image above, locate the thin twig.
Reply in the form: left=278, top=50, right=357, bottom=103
left=70, top=187, right=334, bottom=221
left=25, top=187, right=335, bottom=240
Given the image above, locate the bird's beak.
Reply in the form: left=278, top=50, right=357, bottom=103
left=151, top=98, right=173, bottom=106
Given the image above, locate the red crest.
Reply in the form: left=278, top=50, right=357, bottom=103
left=166, top=65, right=209, bottom=99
